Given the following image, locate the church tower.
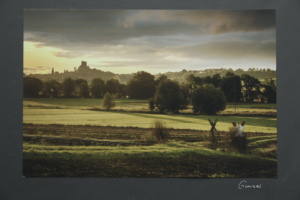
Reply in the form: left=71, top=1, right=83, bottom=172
left=51, top=67, right=54, bottom=75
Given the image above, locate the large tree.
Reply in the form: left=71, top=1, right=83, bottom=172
left=24, top=77, right=43, bottom=97
left=155, top=74, right=168, bottom=86
left=105, top=79, right=122, bottom=96
left=126, top=71, right=155, bottom=99
left=90, top=78, right=105, bottom=98
left=221, top=72, right=242, bottom=102
left=42, top=80, right=62, bottom=97
left=211, top=73, right=222, bottom=88
left=203, top=76, right=213, bottom=85
left=241, top=74, right=261, bottom=102
left=79, top=82, right=90, bottom=98
left=62, top=78, right=75, bottom=97
left=191, top=84, right=226, bottom=115
left=186, top=74, right=203, bottom=94
left=74, top=79, right=88, bottom=97
left=153, top=79, right=186, bottom=114
left=261, top=79, right=276, bottom=103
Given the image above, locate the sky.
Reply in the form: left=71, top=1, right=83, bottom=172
left=24, top=10, right=276, bottom=75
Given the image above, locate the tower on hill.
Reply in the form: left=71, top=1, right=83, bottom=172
left=78, top=61, right=90, bottom=71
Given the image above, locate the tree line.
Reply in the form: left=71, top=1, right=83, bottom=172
left=24, top=71, right=276, bottom=114
left=23, top=77, right=126, bottom=99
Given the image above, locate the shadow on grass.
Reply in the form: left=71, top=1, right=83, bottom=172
left=117, top=112, right=195, bottom=124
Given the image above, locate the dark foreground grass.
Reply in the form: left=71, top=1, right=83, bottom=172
left=23, top=124, right=277, bottom=178
left=23, top=151, right=276, bottom=178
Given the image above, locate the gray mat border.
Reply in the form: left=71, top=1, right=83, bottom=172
left=1, top=0, right=300, bottom=199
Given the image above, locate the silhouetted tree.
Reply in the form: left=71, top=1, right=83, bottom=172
left=187, top=74, right=202, bottom=85
left=74, top=79, right=88, bottom=97
left=186, top=74, right=203, bottom=94
left=153, top=79, right=186, bottom=114
left=241, top=74, right=261, bottom=102
left=79, top=82, right=90, bottom=98
left=261, top=79, right=276, bottom=103
left=126, top=71, right=155, bottom=99
left=203, top=76, right=213, bottom=85
left=42, top=80, right=62, bottom=97
left=191, top=84, right=226, bottom=115
left=24, top=77, right=43, bottom=97
left=155, top=74, right=168, bottom=86
left=117, top=83, right=126, bottom=98
left=211, top=73, right=222, bottom=88
left=221, top=72, right=242, bottom=102
left=180, top=83, right=190, bottom=110
left=148, top=98, right=155, bottom=111
left=62, top=78, right=75, bottom=97
left=105, top=79, right=121, bottom=95
left=90, top=78, right=105, bottom=98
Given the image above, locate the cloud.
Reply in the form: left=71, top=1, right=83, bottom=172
left=24, top=10, right=276, bottom=73
left=168, top=40, right=276, bottom=60
left=52, top=51, right=82, bottom=58
left=171, top=10, right=275, bottom=34
left=24, top=10, right=275, bottom=48
left=24, top=66, right=50, bottom=74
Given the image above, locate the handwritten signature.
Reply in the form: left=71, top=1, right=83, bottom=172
left=238, top=180, right=262, bottom=189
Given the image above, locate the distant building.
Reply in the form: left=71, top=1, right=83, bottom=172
left=78, top=61, right=90, bottom=71
left=51, top=67, right=54, bottom=75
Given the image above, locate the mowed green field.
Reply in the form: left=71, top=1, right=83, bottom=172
left=23, top=98, right=276, bottom=133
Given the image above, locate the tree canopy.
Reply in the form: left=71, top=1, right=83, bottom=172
left=42, top=80, right=61, bottom=97
left=153, top=79, right=186, bottom=114
left=23, top=69, right=274, bottom=108
left=241, top=74, right=261, bottom=102
left=62, top=78, right=75, bottom=97
left=24, top=77, right=43, bottom=97
left=90, top=78, right=105, bottom=98
left=126, top=71, right=155, bottom=99
left=191, top=84, right=226, bottom=115
left=221, top=72, right=242, bottom=102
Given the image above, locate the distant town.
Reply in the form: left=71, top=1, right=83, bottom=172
left=25, top=61, right=276, bottom=85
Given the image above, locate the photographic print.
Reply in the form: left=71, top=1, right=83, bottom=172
left=23, top=9, right=277, bottom=178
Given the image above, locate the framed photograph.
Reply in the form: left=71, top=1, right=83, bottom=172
left=23, top=9, right=277, bottom=179
left=1, top=0, right=300, bottom=199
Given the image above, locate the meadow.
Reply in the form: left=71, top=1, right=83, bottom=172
left=23, top=98, right=277, bottom=178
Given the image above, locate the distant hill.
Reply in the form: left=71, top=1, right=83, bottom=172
left=157, top=68, right=276, bottom=83
left=26, top=62, right=276, bottom=84
left=26, top=61, right=132, bottom=84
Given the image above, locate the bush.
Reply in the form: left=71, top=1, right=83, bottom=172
left=148, top=98, right=155, bottom=111
left=191, top=84, right=226, bottom=115
left=102, top=93, right=116, bottom=110
left=152, top=121, right=170, bottom=143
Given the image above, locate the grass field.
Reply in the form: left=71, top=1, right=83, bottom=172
left=23, top=124, right=277, bottom=178
left=23, top=98, right=277, bottom=178
left=24, top=98, right=277, bottom=115
left=23, top=98, right=276, bottom=133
